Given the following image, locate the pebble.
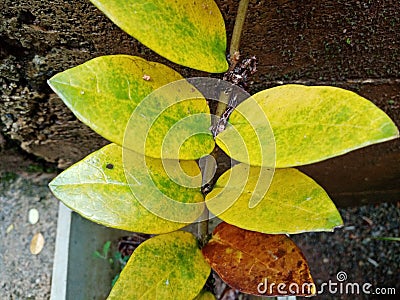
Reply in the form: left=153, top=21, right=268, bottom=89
left=6, top=224, right=14, bottom=234
left=367, top=257, right=379, bottom=267
left=28, top=208, right=39, bottom=224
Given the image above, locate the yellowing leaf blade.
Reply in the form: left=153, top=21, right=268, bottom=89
left=48, top=55, right=215, bottom=159
left=202, top=222, right=315, bottom=297
left=48, top=55, right=181, bottom=145
left=49, top=144, right=204, bottom=234
left=206, top=165, right=343, bottom=234
left=90, top=0, right=228, bottom=72
left=193, top=290, right=216, bottom=300
left=108, top=231, right=211, bottom=300
left=122, top=79, right=215, bottom=160
left=217, top=85, right=399, bottom=167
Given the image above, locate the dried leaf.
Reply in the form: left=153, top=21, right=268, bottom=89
left=30, top=232, right=45, bottom=255
left=202, top=223, right=315, bottom=297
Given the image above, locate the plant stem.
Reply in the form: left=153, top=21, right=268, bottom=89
left=197, top=207, right=210, bottom=245
left=229, top=0, right=250, bottom=57
left=217, top=0, right=250, bottom=117
left=197, top=0, right=250, bottom=244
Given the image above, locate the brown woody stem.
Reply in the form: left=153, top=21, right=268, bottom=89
left=197, top=0, right=250, bottom=244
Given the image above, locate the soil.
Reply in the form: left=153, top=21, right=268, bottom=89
left=0, top=171, right=58, bottom=299
left=0, top=0, right=399, bottom=299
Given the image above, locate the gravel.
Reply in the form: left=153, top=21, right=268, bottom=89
left=0, top=173, right=58, bottom=300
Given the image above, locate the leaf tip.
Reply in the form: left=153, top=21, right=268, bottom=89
left=212, top=59, right=229, bottom=73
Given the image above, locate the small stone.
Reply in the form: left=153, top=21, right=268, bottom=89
left=28, top=208, right=39, bottom=224
left=367, top=257, right=379, bottom=267
left=6, top=224, right=14, bottom=234
left=323, top=258, right=329, bottom=263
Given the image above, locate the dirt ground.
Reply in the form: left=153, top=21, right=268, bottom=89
left=0, top=172, right=57, bottom=299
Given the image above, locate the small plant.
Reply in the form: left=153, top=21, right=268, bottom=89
left=93, top=239, right=132, bottom=287
left=93, top=240, right=113, bottom=263
left=47, top=0, right=399, bottom=299
left=374, top=237, right=400, bottom=242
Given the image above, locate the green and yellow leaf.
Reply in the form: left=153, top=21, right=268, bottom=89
left=193, top=290, right=216, bottom=300
left=108, top=231, right=211, bottom=300
left=49, top=144, right=205, bottom=234
left=216, top=84, right=399, bottom=167
left=202, top=222, right=315, bottom=297
left=123, top=79, right=215, bottom=160
left=206, top=165, right=343, bottom=234
left=90, top=0, right=228, bottom=73
left=123, top=144, right=206, bottom=223
left=48, top=55, right=214, bottom=159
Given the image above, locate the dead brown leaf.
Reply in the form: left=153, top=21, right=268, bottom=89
left=202, top=222, right=315, bottom=297
left=30, top=232, right=45, bottom=255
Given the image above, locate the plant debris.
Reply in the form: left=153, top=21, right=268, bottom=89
left=30, top=232, right=45, bottom=255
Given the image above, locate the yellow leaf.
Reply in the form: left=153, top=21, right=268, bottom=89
left=6, top=224, right=14, bottom=234
left=108, top=231, right=210, bottom=299
left=48, top=55, right=215, bottom=160
left=216, top=85, right=399, bottom=167
left=206, top=165, right=343, bottom=234
left=90, top=0, right=228, bottom=72
left=193, top=290, right=216, bottom=300
left=49, top=144, right=205, bottom=234
left=123, top=79, right=215, bottom=160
